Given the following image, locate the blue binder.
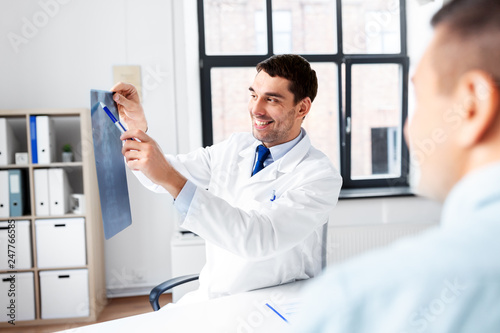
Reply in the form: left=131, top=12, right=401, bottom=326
left=8, top=169, right=25, bottom=217
left=30, top=115, right=38, bottom=164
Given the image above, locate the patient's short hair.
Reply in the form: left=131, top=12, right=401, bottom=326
left=257, top=54, right=318, bottom=104
left=431, top=0, right=500, bottom=93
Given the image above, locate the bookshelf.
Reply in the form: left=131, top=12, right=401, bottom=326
left=0, top=108, right=106, bottom=328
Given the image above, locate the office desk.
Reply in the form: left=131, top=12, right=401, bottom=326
left=59, top=281, right=306, bottom=333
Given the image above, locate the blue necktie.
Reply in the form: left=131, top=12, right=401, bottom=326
left=252, top=145, right=270, bottom=176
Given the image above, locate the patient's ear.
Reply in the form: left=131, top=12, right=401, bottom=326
left=454, top=71, right=500, bottom=147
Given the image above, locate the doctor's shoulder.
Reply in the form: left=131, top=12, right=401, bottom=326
left=304, top=145, right=341, bottom=177
left=293, top=147, right=342, bottom=196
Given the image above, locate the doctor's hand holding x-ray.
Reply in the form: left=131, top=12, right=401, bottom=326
left=111, top=54, right=342, bottom=303
left=110, top=82, right=188, bottom=199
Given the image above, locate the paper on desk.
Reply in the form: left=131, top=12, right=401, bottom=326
left=266, top=297, right=303, bottom=324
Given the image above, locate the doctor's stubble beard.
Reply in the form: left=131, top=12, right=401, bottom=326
left=251, top=107, right=298, bottom=145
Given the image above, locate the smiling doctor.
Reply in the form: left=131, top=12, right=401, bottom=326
left=112, top=54, right=342, bottom=302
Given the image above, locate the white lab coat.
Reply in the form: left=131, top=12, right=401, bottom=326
left=135, top=130, right=342, bottom=301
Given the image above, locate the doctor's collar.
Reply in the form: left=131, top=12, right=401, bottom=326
left=261, top=129, right=305, bottom=163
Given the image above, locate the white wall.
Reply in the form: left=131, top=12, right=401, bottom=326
left=0, top=0, right=444, bottom=297
left=0, top=0, right=197, bottom=297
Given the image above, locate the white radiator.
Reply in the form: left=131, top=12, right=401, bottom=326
left=326, top=223, right=437, bottom=265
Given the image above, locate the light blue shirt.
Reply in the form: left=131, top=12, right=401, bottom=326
left=290, top=162, right=500, bottom=332
left=174, top=130, right=305, bottom=217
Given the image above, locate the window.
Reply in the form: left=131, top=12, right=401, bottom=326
left=198, top=0, right=409, bottom=190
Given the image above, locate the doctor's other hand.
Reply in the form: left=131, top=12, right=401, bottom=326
left=110, top=82, right=148, bottom=132
left=121, top=129, right=187, bottom=199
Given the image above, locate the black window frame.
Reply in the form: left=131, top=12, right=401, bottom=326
left=197, top=0, right=410, bottom=190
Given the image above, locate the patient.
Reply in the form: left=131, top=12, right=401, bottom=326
left=291, top=0, right=500, bottom=331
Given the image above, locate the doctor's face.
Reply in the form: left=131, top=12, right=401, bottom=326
left=248, top=70, right=309, bottom=147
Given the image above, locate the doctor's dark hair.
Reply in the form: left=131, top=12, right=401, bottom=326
left=256, top=54, right=318, bottom=104
left=430, top=0, right=500, bottom=93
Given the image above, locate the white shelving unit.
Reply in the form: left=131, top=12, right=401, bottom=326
left=0, top=108, right=106, bottom=328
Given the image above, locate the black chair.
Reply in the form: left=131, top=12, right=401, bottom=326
left=149, top=222, right=329, bottom=311
left=149, top=273, right=200, bottom=311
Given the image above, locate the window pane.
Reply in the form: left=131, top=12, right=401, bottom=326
left=342, top=0, right=401, bottom=54
left=303, top=63, right=340, bottom=169
left=211, top=67, right=256, bottom=143
left=272, top=0, right=337, bottom=54
left=204, top=0, right=267, bottom=55
left=351, top=64, right=402, bottom=179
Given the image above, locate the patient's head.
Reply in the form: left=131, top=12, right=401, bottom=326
left=431, top=0, right=500, bottom=93
left=406, top=0, right=500, bottom=201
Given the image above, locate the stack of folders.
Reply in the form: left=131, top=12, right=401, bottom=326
left=30, top=115, right=56, bottom=164
left=0, top=169, right=27, bottom=217
left=0, top=118, right=21, bottom=165
left=34, top=168, right=73, bottom=216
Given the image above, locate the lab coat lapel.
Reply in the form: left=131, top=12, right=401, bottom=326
left=250, top=164, right=278, bottom=183
left=238, top=132, right=312, bottom=184
left=238, top=141, right=260, bottom=183
left=237, top=141, right=278, bottom=184
left=276, top=133, right=311, bottom=174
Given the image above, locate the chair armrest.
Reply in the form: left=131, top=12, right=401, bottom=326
left=149, top=274, right=200, bottom=311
